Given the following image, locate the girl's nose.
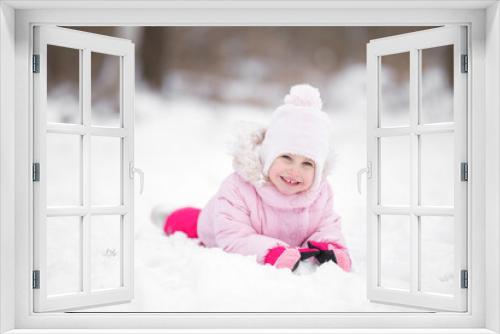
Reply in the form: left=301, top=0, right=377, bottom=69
left=287, top=167, right=301, bottom=177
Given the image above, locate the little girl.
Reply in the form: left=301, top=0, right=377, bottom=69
left=153, top=84, right=352, bottom=272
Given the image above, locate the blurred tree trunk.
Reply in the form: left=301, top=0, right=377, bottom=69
left=140, top=27, right=169, bottom=90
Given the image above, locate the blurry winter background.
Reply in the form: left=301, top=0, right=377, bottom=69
left=44, top=26, right=457, bottom=312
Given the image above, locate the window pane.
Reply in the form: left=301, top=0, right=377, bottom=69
left=380, top=136, right=410, bottom=206
left=91, top=52, right=121, bottom=127
left=420, top=216, right=455, bottom=295
left=91, top=136, right=122, bottom=206
left=47, top=45, right=80, bottom=124
left=47, top=216, right=81, bottom=295
left=380, top=215, right=410, bottom=290
left=47, top=133, right=81, bottom=207
left=91, top=215, right=122, bottom=290
left=380, top=52, right=410, bottom=127
left=420, top=45, right=454, bottom=124
left=420, top=132, right=454, bottom=206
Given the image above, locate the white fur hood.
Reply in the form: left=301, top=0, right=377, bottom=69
left=225, top=121, right=337, bottom=188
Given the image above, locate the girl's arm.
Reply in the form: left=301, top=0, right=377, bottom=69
left=302, top=183, right=349, bottom=250
left=212, top=179, right=289, bottom=264
left=301, top=184, right=352, bottom=271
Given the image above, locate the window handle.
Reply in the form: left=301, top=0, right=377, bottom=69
left=357, top=162, right=372, bottom=195
left=129, top=162, right=144, bottom=194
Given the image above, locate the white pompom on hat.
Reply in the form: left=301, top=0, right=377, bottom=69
left=260, top=83, right=333, bottom=192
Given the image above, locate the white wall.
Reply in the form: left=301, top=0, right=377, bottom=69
left=0, top=2, right=16, bottom=334
left=485, top=2, right=500, bottom=333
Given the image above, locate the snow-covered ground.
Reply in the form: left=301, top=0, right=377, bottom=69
left=45, top=64, right=455, bottom=312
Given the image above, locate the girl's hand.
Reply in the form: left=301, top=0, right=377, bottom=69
left=307, top=240, right=352, bottom=272
left=264, top=246, right=301, bottom=271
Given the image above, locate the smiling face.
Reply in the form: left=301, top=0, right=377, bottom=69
left=268, top=153, right=316, bottom=195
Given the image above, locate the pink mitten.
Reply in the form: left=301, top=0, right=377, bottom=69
left=264, top=246, right=301, bottom=271
left=307, top=240, right=352, bottom=272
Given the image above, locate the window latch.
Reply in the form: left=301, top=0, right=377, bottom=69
left=129, top=162, right=144, bottom=194
left=357, top=162, right=372, bottom=195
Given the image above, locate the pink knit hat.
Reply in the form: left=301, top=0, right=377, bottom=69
left=260, top=84, right=333, bottom=192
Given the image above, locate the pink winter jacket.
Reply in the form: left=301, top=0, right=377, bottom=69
left=196, top=123, right=351, bottom=264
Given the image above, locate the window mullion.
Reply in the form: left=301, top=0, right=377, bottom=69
left=121, top=55, right=127, bottom=288
left=45, top=123, right=128, bottom=137
left=46, top=206, right=128, bottom=216
left=409, top=48, right=420, bottom=294
left=82, top=48, right=91, bottom=295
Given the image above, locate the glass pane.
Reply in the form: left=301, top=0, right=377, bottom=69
left=91, top=136, right=122, bottom=206
left=46, top=216, right=81, bottom=295
left=380, top=52, right=410, bottom=127
left=380, top=136, right=410, bottom=206
left=91, top=52, right=121, bottom=127
left=380, top=215, right=410, bottom=290
left=47, top=45, right=80, bottom=124
left=91, top=215, right=122, bottom=290
left=420, top=45, right=454, bottom=124
left=420, top=132, right=454, bottom=206
left=420, top=216, right=455, bottom=295
left=47, top=133, right=81, bottom=206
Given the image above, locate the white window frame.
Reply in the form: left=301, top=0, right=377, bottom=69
left=0, top=2, right=499, bottom=334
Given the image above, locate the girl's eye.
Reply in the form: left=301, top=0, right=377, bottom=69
left=281, top=155, right=292, bottom=160
left=303, top=162, right=314, bottom=167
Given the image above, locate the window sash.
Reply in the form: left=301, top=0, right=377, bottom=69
left=366, top=25, right=468, bottom=312
left=32, top=25, right=135, bottom=312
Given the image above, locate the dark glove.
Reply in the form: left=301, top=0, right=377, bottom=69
left=297, top=247, right=321, bottom=261
left=307, top=240, right=352, bottom=272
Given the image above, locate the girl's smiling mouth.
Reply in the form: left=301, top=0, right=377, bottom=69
left=280, top=175, right=301, bottom=185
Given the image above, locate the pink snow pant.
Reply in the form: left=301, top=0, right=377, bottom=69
left=164, top=207, right=201, bottom=240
